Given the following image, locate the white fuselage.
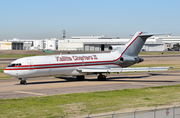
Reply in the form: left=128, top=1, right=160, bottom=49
left=4, top=51, right=122, bottom=78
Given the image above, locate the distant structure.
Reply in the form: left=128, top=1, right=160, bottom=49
left=1, top=34, right=180, bottom=51
left=62, top=30, right=66, bottom=40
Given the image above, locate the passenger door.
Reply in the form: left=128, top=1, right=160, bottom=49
left=27, top=59, right=34, bottom=70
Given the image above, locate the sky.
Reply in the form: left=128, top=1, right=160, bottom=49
left=0, top=0, right=180, bottom=40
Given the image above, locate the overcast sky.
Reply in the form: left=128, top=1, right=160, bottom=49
left=0, top=0, right=180, bottom=40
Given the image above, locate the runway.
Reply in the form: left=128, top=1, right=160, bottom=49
left=0, top=71, right=180, bottom=99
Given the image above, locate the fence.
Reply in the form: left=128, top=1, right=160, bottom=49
left=85, top=104, right=180, bottom=118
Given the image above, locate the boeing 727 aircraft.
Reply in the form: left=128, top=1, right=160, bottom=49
left=4, top=31, right=169, bottom=84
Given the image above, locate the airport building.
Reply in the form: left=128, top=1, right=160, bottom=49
left=3, top=38, right=33, bottom=50
left=31, top=40, right=44, bottom=50
left=58, top=35, right=165, bottom=51
left=1, top=34, right=180, bottom=51
left=0, top=41, right=12, bottom=50
left=44, top=39, right=57, bottom=50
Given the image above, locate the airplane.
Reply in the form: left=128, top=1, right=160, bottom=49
left=4, top=31, right=169, bottom=85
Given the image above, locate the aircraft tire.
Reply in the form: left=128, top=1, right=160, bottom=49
left=98, top=75, right=106, bottom=81
left=20, top=80, right=27, bottom=85
left=76, top=75, right=85, bottom=81
left=23, top=80, right=27, bottom=85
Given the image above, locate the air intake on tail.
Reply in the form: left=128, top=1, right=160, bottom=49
left=108, top=45, right=123, bottom=51
left=120, top=56, right=144, bottom=64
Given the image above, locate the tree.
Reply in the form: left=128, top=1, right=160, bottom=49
left=173, top=43, right=180, bottom=49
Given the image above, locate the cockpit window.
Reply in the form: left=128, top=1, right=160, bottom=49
left=8, top=64, right=15, bottom=67
left=16, top=63, right=21, bottom=66
left=8, top=63, right=21, bottom=67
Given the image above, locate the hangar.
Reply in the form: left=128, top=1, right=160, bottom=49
left=0, top=41, right=24, bottom=50
left=0, top=41, right=12, bottom=50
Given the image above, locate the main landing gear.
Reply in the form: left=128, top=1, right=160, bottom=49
left=76, top=75, right=85, bottom=81
left=19, top=78, right=27, bottom=85
left=98, top=73, right=107, bottom=81
left=76, top=74, right=107, bottom=81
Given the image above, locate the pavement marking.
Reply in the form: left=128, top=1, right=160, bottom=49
left=14, top=91, right=46, bottom=96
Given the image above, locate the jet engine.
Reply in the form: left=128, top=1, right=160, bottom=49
left=120, top=56, right=144, bottom=64
left=108, top=45, right=122, bottom=51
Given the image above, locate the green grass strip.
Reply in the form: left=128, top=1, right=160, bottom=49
left=139, top=51, right=180, bottom=55
left=0, top=68, right=4, bottom=73
left=0, top=84, right=180, bottom=118
left=130, top=64, right=176, bottom=67
left=0, top=54, right=37, bottom=58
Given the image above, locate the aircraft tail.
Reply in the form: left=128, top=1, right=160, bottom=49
left=122, top=31, right=167, bottom=56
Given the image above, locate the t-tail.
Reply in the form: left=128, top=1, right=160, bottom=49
left=109, top=31, right=169, bottom=67
left=123, top=31, right=169, bottom=56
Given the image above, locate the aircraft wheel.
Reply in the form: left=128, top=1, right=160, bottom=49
left=98, top=75, right=106, bottom=81
left=20, top=80, right=27, bottom=85
left=23, top=80, right=27, bottom=85
left=76, top=75, right=85, bottom=81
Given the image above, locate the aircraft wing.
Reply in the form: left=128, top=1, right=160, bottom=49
left=77, top=67, right=170, bottom=73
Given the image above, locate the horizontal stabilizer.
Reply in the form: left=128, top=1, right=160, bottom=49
left=139, top=32, right=171, bottom=37
left=77, top=67, right=169, bottom=73
left=130, top=32, right=171, bottom=37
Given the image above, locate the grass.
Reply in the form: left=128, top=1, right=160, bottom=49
left=139, top=51, right=180, bottom=55
left=0, top=68, right=4, bottom=73
left=0, top=54, right=37, bottom=58
left=130, top=64, right=175, bottom=67
left=0, top=84, right=180, bottom=118
left=0, top=65, right=13, bottom=79
left=0, top=72, right=12, bottom=79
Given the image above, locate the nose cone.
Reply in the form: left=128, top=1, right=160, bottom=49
left=4, top=68, right=12, bottom=76
left=4, top=68, right=17, bottom=77
left=4, top=68, right=24, bottom=78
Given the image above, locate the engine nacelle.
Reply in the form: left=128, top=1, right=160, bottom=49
left=108, top=45, right=122, bottom=51
left=120, top=56, right=144, bottom=64
left=120, top=56, right=135, bottom=64
left=134, top=57, right=144, bottom=63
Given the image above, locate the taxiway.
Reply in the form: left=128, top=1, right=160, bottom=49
left=0, top=71, right=180, bottom=99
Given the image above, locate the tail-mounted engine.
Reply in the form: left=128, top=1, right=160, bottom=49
left=108, top=45, right=122, bottom=51
left=120, top=56, right=144, bottom=64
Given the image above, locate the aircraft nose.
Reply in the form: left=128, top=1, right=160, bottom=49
left=4, top=69, right=10, bottom=75
left=4, top=68, right=24, bottom=77
left=4, top=68, right=15, bottom=76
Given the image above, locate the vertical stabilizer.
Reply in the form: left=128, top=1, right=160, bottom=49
left=123, top=31, right=153, bottom=56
